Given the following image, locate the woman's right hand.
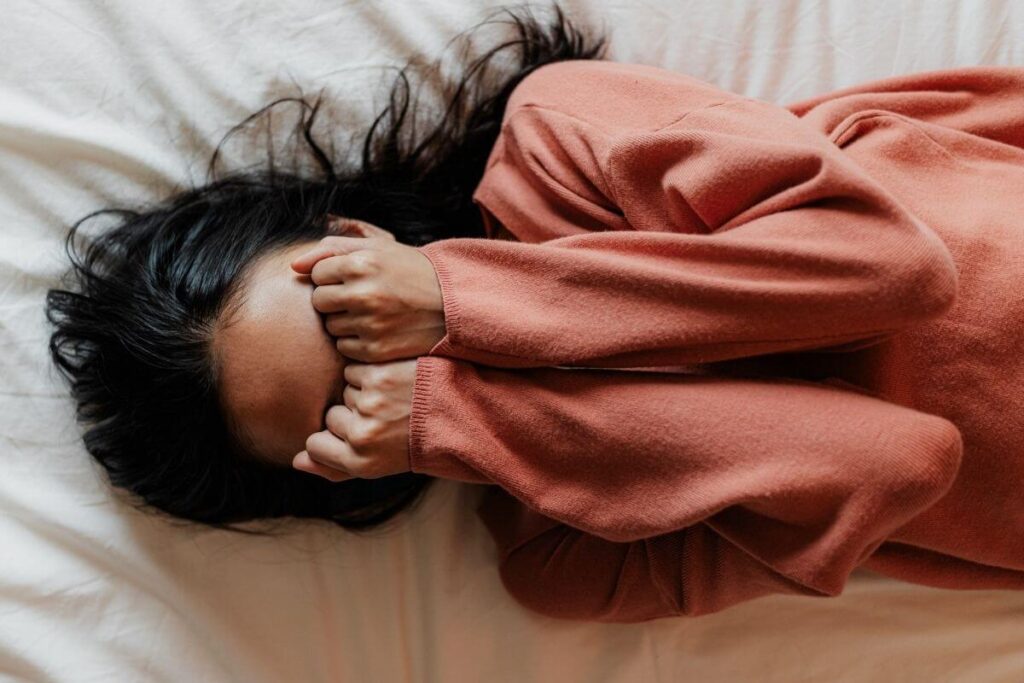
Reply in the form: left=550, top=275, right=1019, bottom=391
left=293, top=358, right=418, bottom=482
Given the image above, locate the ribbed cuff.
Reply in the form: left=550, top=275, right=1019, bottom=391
left=417, top=242, right=464, bottom=359
left=407, top=355, right=440, bottom=474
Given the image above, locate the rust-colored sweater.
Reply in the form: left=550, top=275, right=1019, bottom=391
left=408, top=60, right=1024, bottom=622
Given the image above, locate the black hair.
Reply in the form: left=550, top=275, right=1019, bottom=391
left=44, top=2, right=610, bottom=535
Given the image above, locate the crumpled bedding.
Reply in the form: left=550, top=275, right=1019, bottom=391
left=2, top=1, right=1023, bottom=681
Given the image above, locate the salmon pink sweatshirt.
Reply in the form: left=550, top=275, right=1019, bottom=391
left=408, top=60, right=1024, bottom=622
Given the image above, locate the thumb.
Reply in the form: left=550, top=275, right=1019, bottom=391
left=292, top=450, right=354, bottom=482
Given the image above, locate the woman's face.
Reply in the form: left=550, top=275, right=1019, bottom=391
left=212, top=240, right=347, bottom=467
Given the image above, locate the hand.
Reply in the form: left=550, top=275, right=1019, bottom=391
left=291, top=216, right=447, bottom=363
left=292, top=359, right=418, bottom=482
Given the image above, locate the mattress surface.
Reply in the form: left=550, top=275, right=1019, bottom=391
left=2, top=1, right=1023, bottom=681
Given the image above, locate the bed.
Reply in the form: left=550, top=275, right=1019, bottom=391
left=2, top=0, right=1023, bottom=681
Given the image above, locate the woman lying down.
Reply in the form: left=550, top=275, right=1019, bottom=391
left=45, top=3, right=1024, bottom=622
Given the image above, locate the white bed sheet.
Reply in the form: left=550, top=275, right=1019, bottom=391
left=2, top=1, right=1024, bottom=681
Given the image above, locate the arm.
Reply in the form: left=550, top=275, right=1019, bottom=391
left=478, top=490, right=846, bottom=622
left=787, top=66, right=1024, bottom=150
left=409, top=356, right=963, bottom=619
left=418, top=78, right=958, bottom=369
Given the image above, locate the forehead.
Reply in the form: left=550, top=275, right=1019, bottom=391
left=213, top=242, right=341, bottom=464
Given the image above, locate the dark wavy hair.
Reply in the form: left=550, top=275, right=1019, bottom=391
left=44, top=2, right=610, bottom=536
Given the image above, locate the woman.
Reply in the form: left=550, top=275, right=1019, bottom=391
left=46, top=2, right=1024, bottom=622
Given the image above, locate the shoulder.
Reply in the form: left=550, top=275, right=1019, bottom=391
left=503, top=59, right=738, bottom=131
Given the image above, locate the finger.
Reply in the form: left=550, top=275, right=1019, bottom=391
left=327, top=215, right=395, bottom=240
left=292, top=450, right=353, bottom=483
left=326, top=403, right=354, bottom=436
left=291, top=236, right=370, bottom=274
left=310, top=254, right=362, bottom=287
left=311, top=283, right=358, bottom=315
left=344, top=219, right=396, bottom=241
left=290, top=246, right=337, bottom=275
left=342, top=361, right=370, bottom=388
left=335, top=336, right=362, bottom=359
left=325, top=215, right=360, bottom=236
left=324, top=312, right=365, bottom=337
left=336, top=336, right=389, bottom=363
left=342, top=385, right=358, bottom=411
left=342, top=384, right=363, bottom=413
left=305, top=429, right=358, bottom=473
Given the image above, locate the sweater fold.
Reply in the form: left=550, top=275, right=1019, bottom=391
left=408, top=60, right=1024, bottom=621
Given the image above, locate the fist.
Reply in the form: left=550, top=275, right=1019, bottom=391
left=291, top=216, right=447, bottom=363
left=293, top=359, right=418, bottom=482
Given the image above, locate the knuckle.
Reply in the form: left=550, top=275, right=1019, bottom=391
left=362, top=392, right=386, bottom=414
left=353, top=315, right=376, bottom=336
left=340, top=343, right=369, bottom=363
left=325, top=316, right=344, bottom=336
left=344, top=260, right=366, bottom=277
left=310, top=286, right=332, bottom=311
left=305, top=431, right=327, bottom=454
left=309, top=260, right=327, bottom=285
left=351, top=285, right=382, bottom=308
left=343, top=386, right=360, bottom=410
left=345, top=287, right=364, bottom=307
left=346, top=423, right=372, bottom=449
left=373, top=371, right=395, bottom=391
left=367, top=317, right=389, bottom=333
left=325, top=405, right=346, bottom=432
left=348, top=340, right=380, bottom=363
left=348, top=252, right=377, bottom=274
left=342, top=363, right=361, bottom=385
left=366, top=366, right=389, bottom=387
left=353, top=419, right=384, bottom=450
left=335, top=335, right=357, bottom=353
left=367, top=339, right=388, bottom=358
left=366, top=419, right=385, bottom=439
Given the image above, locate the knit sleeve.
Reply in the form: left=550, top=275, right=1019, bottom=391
left=477, top=489, right=840, bottom=622
left=408, top=356, right=964, bottom=620
left=416, top=88, right=959, bottom=370
left=786, top=66, right=1024, bottom=151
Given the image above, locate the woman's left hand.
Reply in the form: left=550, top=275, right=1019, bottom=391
left=292, top=359, right=418, bottom=482
left=291, top=218, right=447, bottom=363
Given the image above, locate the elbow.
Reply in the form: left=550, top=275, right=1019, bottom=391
left=497, top=551, right=612, bottom=623
left=788, top=413, right=963, bottom=597
left=893, top=233, right=960, bottom=323
left=496, top=533, right=683, bottom=623
left=494, top=529, right=607, bottom=622
left=890, top=414, right=964, bottom=511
